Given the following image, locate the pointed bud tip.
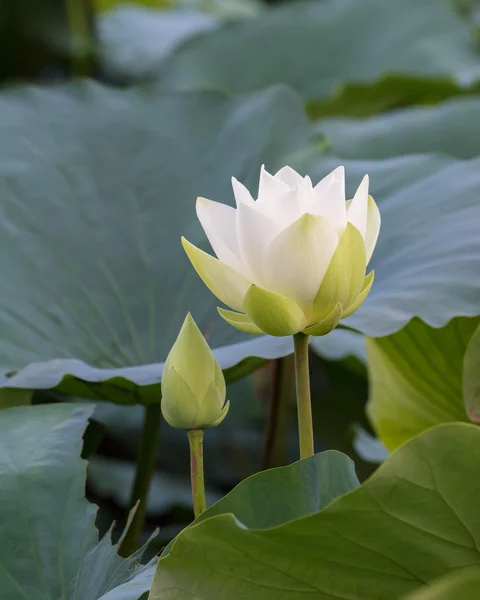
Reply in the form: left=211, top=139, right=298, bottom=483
left=196, top=196, right=209, bottom=207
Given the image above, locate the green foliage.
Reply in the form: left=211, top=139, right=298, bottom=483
left=96, top=0, right=173, bottom=11
left=318, top=97, right=480, bottom=159
left=1, top=97, right=480, bottom=403
left=464, top=323, right=480, bottom=423
left=402, top=569, right=480, bottom=599
left=184, top=450, right=359, bottom=529
left=0, top=82, right=308, bottom=403
left=308, top=75, right=480, bottom=119
left=0, top=403, right=155, bottom=600
left=155, top=0, right=479, bottom=109
left=151, top=423, right=480, bottom=599
left=1, top=0, right=480, bottom=596
left=160, top=449, right=359, bottom=556
left=317, top=97, right=480, bottom=159
left=307, top=156, right=480, bottom=337
left=367, top=317, right=479, bottom=450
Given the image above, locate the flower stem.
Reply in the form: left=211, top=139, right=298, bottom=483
left=187, top=429, right=207, bottom=518
left=65, top=0, right=95, bottom=76
left=119, top=402, right=162, bottom=557
left=293, top=332, right=314, bottom=459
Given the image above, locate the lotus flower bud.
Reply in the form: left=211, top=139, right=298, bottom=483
left=161, top=313, right=229, bottom=430
left=182, top=165, right=380, bottom=337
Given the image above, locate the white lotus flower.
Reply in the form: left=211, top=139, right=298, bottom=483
left=182, top=165, right=380, bottom=337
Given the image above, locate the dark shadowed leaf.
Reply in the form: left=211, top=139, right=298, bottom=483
left=0, top=403, right=155, bottom=600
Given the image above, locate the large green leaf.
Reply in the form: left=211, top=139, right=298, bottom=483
left=464, top=322, right=480, bottom=423
left=185, top=450, right=358, bottom=530
left=367, top=317, right=479, bottom=451
left=2, top=85, right=480, bottom=401
left=317, top=97, right=480, bottom=160
left=150, top=422, right=480, bottom=600
left=99, top=7, right=218, bottom=80
left=308, top=75, right=480, bottom=119
left=307, top=155, right=480, bottom=337
left=160, top=450, right=359, bottom=556
left=97, top=563, right=156, bottom=600
left=0, top=335, right=293, bottom=405
left=156, top=0, right=480, bottom=106
left=403, top=569, right=480, bottom=600
left=0, top=403, right=155, bottom=600
left=0, top=82, right=308, bottom=402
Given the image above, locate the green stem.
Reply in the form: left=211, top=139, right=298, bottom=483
left=119, top=402, right=162, bottom=557
left=65, top=0, right=95, bottom=76
left=293, top=332, right=314, bottom=459
left=187, top=429, right=207, bottom=518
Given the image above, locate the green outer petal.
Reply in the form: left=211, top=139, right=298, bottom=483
left=210, top=399, right=230, bottom=428
left=182, top=237, right=251, bottom=312
left=312, top=222, right=366, bottom=322
left=342, top=271, right=375, bottom=318
left=196, top=382, right=225, bottom=429
left=161, top=367, right=199, bottom=429
left=164, top=313, right=214, bottom=400
left=213, top=359, right=226, bottom=403
left=303, top=303, right=342, bottom=336
left=243, top=284, right=307, bottom=337
left=218, top=307, right=265, bottom=335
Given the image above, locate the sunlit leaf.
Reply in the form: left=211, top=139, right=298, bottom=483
left=150, top=423, right=480, bottom=599
left=367, top=317, right=479, bottom=450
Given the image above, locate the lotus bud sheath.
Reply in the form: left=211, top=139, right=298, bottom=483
left=161, top=313, right=229, bottom=430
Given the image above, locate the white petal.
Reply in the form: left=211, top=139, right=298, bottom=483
left=262, top=214, right=339, bottom=316
left=365, top=195, right=381, bottom=264
left=196, top=197, right=245, bottom=274
left=257, top=164, right=289, bottom=204
left=236, top=202, right=281, bottom=284
left=303, top=175, right=313, bottom=190
left=347, top=175, right=369, bottom=240
left=313, top=166, right=346, bottom=224
left=231, top=177, right=254, bottom=207
left=256, top=185, right=306, bottom=228
left=274, top=166, right=305, bottom=188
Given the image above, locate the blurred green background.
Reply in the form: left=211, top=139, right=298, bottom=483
left=0, top=0, right=479, bottom=556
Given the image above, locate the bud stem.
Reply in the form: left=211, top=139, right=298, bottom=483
left=119, top=402, right=162, bottom=557
left=187, top=429, right=207, bottom=518
left=293, top=332, right=314, bottom=459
